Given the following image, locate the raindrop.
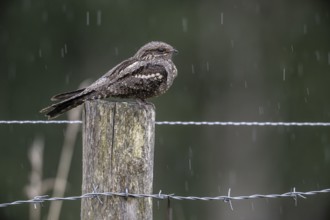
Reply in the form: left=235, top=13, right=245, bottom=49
left=230, top=39, right=234, bottom=48
left=297, top=63, right=303, bottom=76
left=97, top=10, right=102, bottom=26
left=228, top=171, right=237, bottom=185
left=64, top=44, right=68, bottom=54
left=258, top=106, right=264, bottom=115
left=303, top=24, right=307, bottom=34
left=252, top=128, right=257, bottom=142
left=220, top=12, right=224, bottom=25
left=251, top=202, right=255, bottom=211
left=315, top=13, right=320, bottom=25
left=255, top=4, right=260, bottom=13
left=328, top=52, right=330, bottom=65
left=65, top=74, right=70, bottom=84
left=22, top=0, right=31, bottom=11
left=206, top=61, right=210, bottom=72
left=86, top=11, right=90, bottom=26
left=321, top=133, right=328, bottom=144
left=277, top=102, right=281, bottom=110
left=185, top=181, right=189, bottom=191
left=191, top=64, right=195, bottom=74
left=61, top=48, right=65, bottom=58
left=188, top=158, right=192, bottom=171
left=38, top=49, right=42, bottom=57
left=188, top=146, right=193, bottom=174
left=114, top=47, right=119, bottom=56
left=253, top=62, right=259, bottom=70
left=306, top=87, right=310, bottom=96
left=182, top=17, right=188, bottom=32
left=324, top=147, right=330, bottom=162
left=315, top=50, right=321, bottom=61
left=62, top=4, right=67, bottom=12
left=279, top=206, right=283, bottom=214
left=42, top=11, right=48, bottom=23
left=28, top=53, right=35, bottom=62
left=244, top=81, right=248, bottom=88
left=282, top=67, right=286, bottom=81
left=291, top=45, right=294, bottom=53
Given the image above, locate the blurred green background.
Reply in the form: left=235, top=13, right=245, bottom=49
left=1, top=0, right=330, bottom=219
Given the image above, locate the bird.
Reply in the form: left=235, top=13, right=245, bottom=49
left=40, top=41, right=178, bottom=119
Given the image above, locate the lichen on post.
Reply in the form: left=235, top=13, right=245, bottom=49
left=81, top=100, right=155, bottom=220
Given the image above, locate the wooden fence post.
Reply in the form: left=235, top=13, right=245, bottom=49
left=81, top=100, right=155, bottom=220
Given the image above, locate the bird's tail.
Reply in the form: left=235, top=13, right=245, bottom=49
left=50, top=88, right=86, bottom=101
left=40, top=90, right=92, bottom=119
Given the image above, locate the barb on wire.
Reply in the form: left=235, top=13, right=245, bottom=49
left=1, top=120, right=330, bottom=126
left=1, top=188, right=330, bottom=208
left=92, top=184, right=103, bottom=205
left=224, top=188, right=234, bottom=210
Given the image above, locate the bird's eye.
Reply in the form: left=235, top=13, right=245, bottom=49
left=157, top=48, right=166, bottom=53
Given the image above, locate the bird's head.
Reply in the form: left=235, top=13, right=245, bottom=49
left=135, top=41, right=178, bottom=61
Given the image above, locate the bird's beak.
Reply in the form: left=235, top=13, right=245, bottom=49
left=173, top=48, right=178, bottom=54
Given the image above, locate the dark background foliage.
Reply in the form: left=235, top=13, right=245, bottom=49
left=1, top=0, right=330, bottom=219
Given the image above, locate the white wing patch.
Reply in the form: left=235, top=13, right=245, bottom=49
left=124, top=61, right=140, bottom=72
left=134, top=72, right=163, bottom=80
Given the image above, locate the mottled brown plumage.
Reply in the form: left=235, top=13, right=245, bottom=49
left=40, top=41, right=178, bottom=119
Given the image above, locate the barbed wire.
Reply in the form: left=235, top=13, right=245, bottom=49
left=1, top=120, right=330, bottom=126
left=156, top=121, right=330, bottom=126
left=1, top=187, right=330, bottom=209
left=0, top=120, right=81, bottom=124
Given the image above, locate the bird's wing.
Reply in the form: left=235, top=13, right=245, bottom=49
left=85, top=58, right=140, bottom=91
left=84, top=58, right=170, bottom=96
left=120, top=62, right=168, bottom=82
left=105, top=60, right=168, bottom=86
left=111, top=62, right=169, bottom=95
